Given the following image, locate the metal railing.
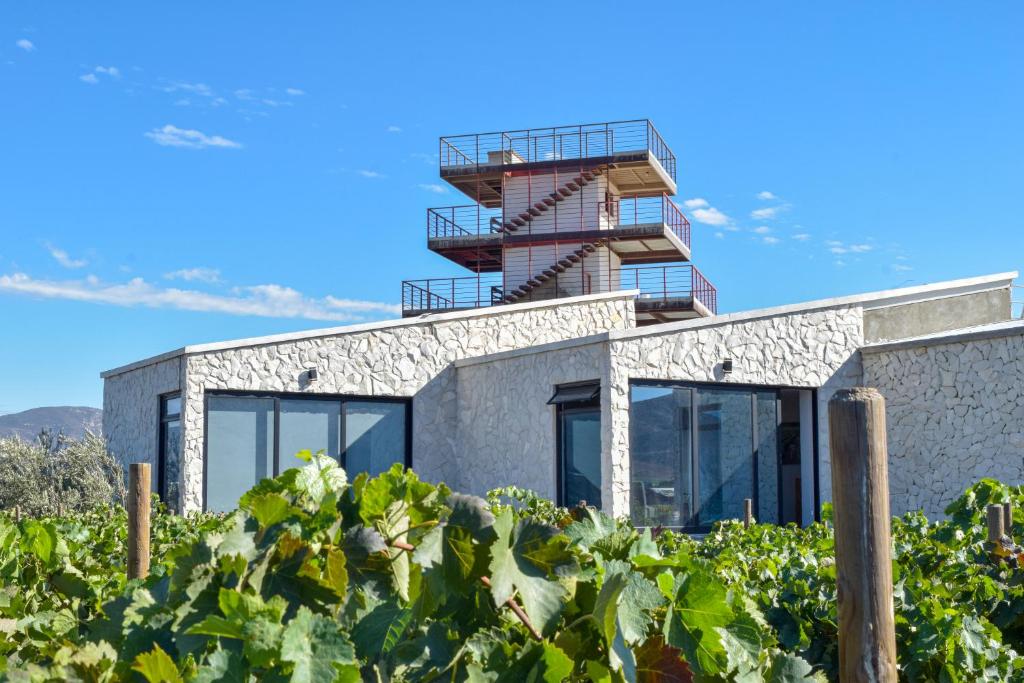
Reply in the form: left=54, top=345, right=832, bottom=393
left=599, top=194, right=690, bottom=248
left=439, top=119, right=676, bottom=182
left=427, top=205, right=503, bottom=239
left=402, top=274, right=505, bottom=313
left=401, top=265, right=716, bottom=316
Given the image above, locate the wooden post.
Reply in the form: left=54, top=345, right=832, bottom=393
left=127, top=463, right=151, bottom=580
left=828, top=388, right=897, bottom=683
left=13, top=506, right=21, bottom=523
left=1003, top=502, right=1013, bottom=535
left=743, top=498, right=753, bottom=528
left=987, top=504, right=1005, bottom=543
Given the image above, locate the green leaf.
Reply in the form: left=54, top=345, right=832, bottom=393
left=766, top=651, right=823, bottom=682
left=488, top=509, right=578, bottom=636
left=636, top=634, right=693, bottom=683
left=280, top=606, right=358, bottom=683
left=495, top=642, right=573, bottom=683
left=605, top=559, right=664, bottom=644
left=193, top=648, right=246, bottom=683
left=247, top=492, right=298, bottom=528
left=350, top=599, right=413, bottom=661
left=132, top=644, right=184, bottom=683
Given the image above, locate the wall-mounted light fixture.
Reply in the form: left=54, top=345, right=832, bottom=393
left=722, top=358, right=733, bottom=374
left=306, top=368, right=318, bottom=382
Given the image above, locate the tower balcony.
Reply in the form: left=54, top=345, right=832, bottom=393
left=401, top=264, right=716, bottom=324
left=426, top=194, right=691, bottom=271
left=439, top=119, right=677, bottom=207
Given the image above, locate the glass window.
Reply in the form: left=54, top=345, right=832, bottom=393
left=696, top=388, right=754, bottom=525
left=560, top=406, right=602, bottom=508
left=159, top=394, right=182, bottom=511
left=206, top=396, right=275, bottom=513
left=755, top=391, right=780, bottom=524
left=279, top=399, right=341, bottom=472
left=343, top=401, right=406, bottom=478
left=630, top=386, right=691, bottom=527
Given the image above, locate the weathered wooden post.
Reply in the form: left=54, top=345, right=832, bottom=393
left=829, top=388, right=897, bottom=682
left=13, top=506, right=21, bottom=523
left=1003, top=502, right=1013, bottom=536
left=987, top=504, right=1005, bottom=543
left=743, top=498, right=753, bottom=528
left=127, top=463, right=151, bottom=580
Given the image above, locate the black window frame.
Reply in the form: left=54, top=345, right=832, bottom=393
left=629, top=379, right=819, bottom=533
left=158, top=392, right=182, bottom=509
left=553, top=381, right=602, bottom=509
left=202, top=389, right=413, bottom=512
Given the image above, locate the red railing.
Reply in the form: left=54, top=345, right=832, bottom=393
left=439, top=119, right=676, bottom=182
left=401, top=266, right=716, bottom=316
left=427, top=205, right=503, bottom=239
left=599, top=194, right=690, bottom=248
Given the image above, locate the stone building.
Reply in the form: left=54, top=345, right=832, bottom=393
left=102, top=120, right=1023, bottom=527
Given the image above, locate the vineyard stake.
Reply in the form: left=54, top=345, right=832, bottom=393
left=987, top=504, right=1005, bottom=543
left=1003, top=502, right=1013, bottom=536
left=14, top=506, right=20, bottom=523
left=828, top=387, right=898, bottom=683
left=743, top=498, right=753, bottom=528
left=128, top=463, right=151, bottom=580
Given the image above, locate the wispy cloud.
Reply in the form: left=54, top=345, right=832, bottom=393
left=145, top=125, right=241, bottom=149
left=387, top=125, right=402, bottom=133
left=418, top=183, right=448, bottom=194
left=358, top=169, right=385, bottom=178
left=690, top=206, right=730, bottom=227
left=792, top=233, right=811, bottom=241
left=163, top=81, right=214, bottom=97
left=285, top=87, right=305, bottom=96
left=762, top=236, right=781, bottom=245
left=165, top=267, right=221, bottom=283
left=46, top=244, right=87, bottom=269
left=756, top=191, right=777, bottom=201
left=0, top=273, right=401, bottom=321
left=95, top=65, right=120, bottom=78
left=752, top=226, right=771, bottom=235
left=15, top=39, right=34, bottom=52
left=827, top=241, right=873, bottom=255
left=750, top=207, right=779, bottom=220
left=683, top=198, right=709, bottom=209
left=80, top=73, right=99, bottom=84
left=891, top=263, right=913, bottom=272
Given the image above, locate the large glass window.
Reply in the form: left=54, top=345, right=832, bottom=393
left=629, top=382, right=813, bottom=531
left=206, top=396, right=275, bottom=513
left=343, top=402, right=407, bottom=478
left=159, top=394, right=182, bottom=511
left=204, top=393, right=410, bottom=512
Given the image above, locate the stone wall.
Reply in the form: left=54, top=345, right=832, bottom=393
left=864, top=332, right=1024, bottom=518
left=607, top=306, right=864, bottom=517
left=102, top=355, right=183, bottom=484
left=176, top=296, right=634, bottom=511
left=453, top=341, right=607, bottom=500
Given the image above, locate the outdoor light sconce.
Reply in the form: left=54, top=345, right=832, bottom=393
left=722, top=358, right=733, bottom=374
left=305, top=368, right=318, bottom=382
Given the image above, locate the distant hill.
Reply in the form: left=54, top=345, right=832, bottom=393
left=0, top=406, right=103, bottom=441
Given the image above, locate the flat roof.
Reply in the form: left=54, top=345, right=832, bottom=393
left=861, top=318, right=1024, bottom=354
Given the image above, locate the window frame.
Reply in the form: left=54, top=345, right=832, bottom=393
left=157, top=392, right=182, bottom=508
left=201, top=389, right=413, bottom=512
left=629, top=379, right=818, bottom=533
left=554, top=382, right=602, bottom=509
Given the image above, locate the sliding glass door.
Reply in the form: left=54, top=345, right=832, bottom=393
left=629, top=381, right=809, bottom=531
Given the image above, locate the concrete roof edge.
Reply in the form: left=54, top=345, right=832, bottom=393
left=99, top=289, right=637, bottom=378
left=453, top=333, right=611, bottom=369
left=608, top=271, right=1018, bottom=342
left=861, top=319, right=1024, bottom=354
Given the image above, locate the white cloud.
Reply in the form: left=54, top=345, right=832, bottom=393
left=165, top=267, right=221, bottom=283
left=418, top=183, right=448, bottom=194
left=387, top=125, right=402, bottom=133
left=834, top=259, right=847, bottom=267
left=0, top=272, right=400, bottom=321
left=261, top=98, right=292, bottom=107
left=714, top=231, right=725, bottom=239
left=16, top=39, right=34, bottom=52
left=762, top=236, right=781, bottom=245
left=683, top=198, right=709, bottom=209
left=750, top=207, right=779, bottom=220
left=752, top=226, right=771, bottom=235
left=234, top=88, right=254, bottom=100
left=848, top=244, right=873, bottom=253
left=690, top=207, right=730, bottom=226
left=164, top=82, right=214, bottom=97
left=285, top=87, right=305, bottom=96
left=358, top=169, right=384, bottom=178
left=95, top=65, right=120, bottom=78
left=792, top=233, right=811, bottom=241
left=825, top=240, right=843, bottom=247
left=756, top=191, right=777, bottom=200
left=829, top=246, right=848, bottom=254
left=145, top=125, right=241, bottom=149
left=892, top=263, right=913, bottom=272
left=79, top=73, right=99, bottom=84
left=46, top=245, right=87, bottom=269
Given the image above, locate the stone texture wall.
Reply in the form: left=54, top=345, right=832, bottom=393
left=453, top=342, right=607, bottom=500
left=176, top=297, right=634, bottom=511
left=102, top=356, right=183, bottom=485
left=864, top=333, right=1024, bottom=518
left=607, top=307, right=864, bottom=517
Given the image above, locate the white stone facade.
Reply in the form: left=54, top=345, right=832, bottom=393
left=102, top=272, right=1022, bottom=521
left=864, top=327, right=1024, bottom=518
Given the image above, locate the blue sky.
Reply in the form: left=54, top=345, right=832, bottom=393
left=1, top=2, right=1021, bottom=413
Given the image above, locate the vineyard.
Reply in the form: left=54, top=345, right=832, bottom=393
left=2, top=453, right=1024, bottom=682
